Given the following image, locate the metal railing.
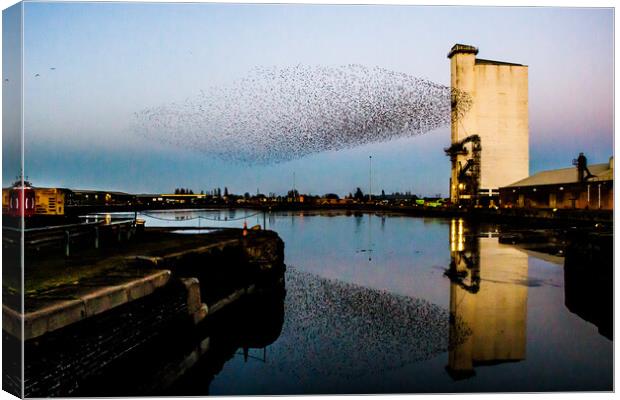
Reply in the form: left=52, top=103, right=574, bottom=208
left=3, top=219, right=137, bottom=256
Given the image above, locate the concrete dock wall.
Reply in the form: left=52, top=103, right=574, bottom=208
left=4, top=227, right=285, bottom=397
left=24, top=280, right=192, bottom=397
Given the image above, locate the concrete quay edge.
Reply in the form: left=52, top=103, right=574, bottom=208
left=3, top=269, right=171, bottom=341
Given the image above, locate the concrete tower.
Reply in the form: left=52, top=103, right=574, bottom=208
left=447, top=44, right=529, bottom=205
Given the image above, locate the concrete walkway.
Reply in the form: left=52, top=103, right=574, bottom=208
left=4, top=269, right=171, bottom=340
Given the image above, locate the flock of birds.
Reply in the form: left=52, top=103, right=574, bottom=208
left=133, top=64, right=472, bottom=164
left=266, top=268, right=472, bottom=383
left=6, top=64, right=472, bottom=165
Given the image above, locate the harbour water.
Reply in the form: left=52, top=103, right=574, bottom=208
left=131, top=209, right=612, bottom=394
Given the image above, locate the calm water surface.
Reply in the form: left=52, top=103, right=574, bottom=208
left=134, top=209, right=612, bottom=394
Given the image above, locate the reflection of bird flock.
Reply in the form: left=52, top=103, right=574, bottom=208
left=133, top=65, right=472, bottom=164
left=268, top=268, right=471, bottom=382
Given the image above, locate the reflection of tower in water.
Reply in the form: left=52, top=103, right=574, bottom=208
left=446, top=219, right=528, bottom=379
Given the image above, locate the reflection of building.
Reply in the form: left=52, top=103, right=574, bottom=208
left=446, top=219, right=528, bottom=379
left=447, top=44, right=529, bottom=205
left=564, top=230, right=612, bottom=340
left=499, top=154, right=613, bottom=210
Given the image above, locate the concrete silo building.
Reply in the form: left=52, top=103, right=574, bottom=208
left=446, top=44, right=529, bottom=205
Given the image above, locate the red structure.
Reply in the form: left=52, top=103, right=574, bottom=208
left=3, top=180, right=36, bottom=218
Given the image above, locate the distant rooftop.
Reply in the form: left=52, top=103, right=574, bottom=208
left=71, top=189, right=132, bottom=196
left=475, top=58, right=525, bottom=67
left=504, top=159, right=613, bottom=188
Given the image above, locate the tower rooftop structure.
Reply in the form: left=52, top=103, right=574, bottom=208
left=447, top=44, right=479, bottom=58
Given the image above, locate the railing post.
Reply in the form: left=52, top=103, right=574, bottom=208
left=64, top=230, right=70, bottom=257
left=94, top=226, right=99, bottom=249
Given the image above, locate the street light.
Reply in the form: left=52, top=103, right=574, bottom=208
left=369, top=155, right=372, bottom=202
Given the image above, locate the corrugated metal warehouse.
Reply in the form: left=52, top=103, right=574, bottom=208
left=499, top=155, right=613, bottom=210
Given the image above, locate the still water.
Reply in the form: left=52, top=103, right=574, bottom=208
left=136, top=209, right=612, bottom=394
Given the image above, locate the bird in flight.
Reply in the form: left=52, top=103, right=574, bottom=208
left=50, top=67, right=56, bottom=70
left=34, top=73, right=40, bottom=77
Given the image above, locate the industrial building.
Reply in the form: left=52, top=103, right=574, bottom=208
left=446, top=44, right=529, bottom=205
left=499, top=154, right=613, bottom=210
left=66, top=189, right=135, bottom=207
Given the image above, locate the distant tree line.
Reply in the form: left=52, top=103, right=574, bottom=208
left=171, top=186, right=423, bottom=202
left=173, top=187, right=229, bottom=197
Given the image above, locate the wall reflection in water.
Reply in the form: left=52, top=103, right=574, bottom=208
left=446, top=219, right=528, bottom=379
left=73, top=286, right=285, bottom=397
left=564, top=231, right=613, bottom=340
left=164, top=287, right=285, bottom=396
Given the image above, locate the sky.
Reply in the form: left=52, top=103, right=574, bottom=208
left=2, top=2, right=614, bottom=196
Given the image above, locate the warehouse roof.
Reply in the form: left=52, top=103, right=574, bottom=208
left=504, top=160, right=613, bottom=188
left=475, top=58, right=525, bottom=67
left=71, top=189, right=133, bottom=196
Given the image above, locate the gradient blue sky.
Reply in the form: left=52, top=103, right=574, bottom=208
left=3, top=2, right=614, bottom=196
